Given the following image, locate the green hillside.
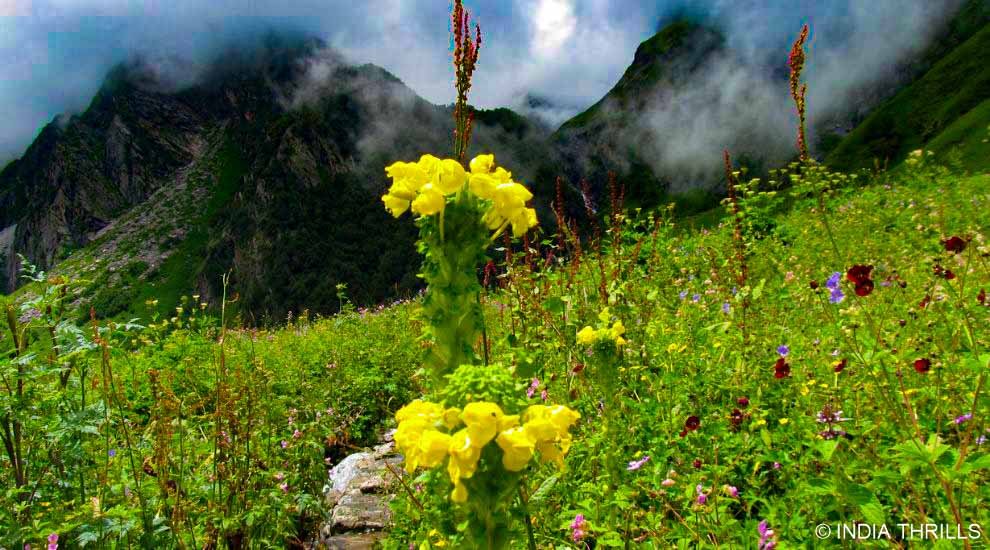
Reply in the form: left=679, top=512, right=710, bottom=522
left=827, top=21, right=990, bottom=171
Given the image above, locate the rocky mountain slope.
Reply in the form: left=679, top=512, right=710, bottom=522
left=3, top=2, right=989, bottom=322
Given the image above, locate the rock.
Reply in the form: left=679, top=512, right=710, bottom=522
left=313, top=440, right=403, bottom=549
left=330, top=493, right=390, bottom=531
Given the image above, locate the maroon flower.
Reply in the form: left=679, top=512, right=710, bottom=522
left=846, top=264, right=875, bottom=296
left=692, top=459, right=703, bottom=469
left=729, top=408, right=745, bottom=428
left=773, top=357, right=791, bottom=379
left=979, top=288, right=987, bottom=305
left=571, top=363, right=585, bottom=374
left=737, top=396, right=750, bottom=407
left=846, top=264, right=873, bottom=285
left=809, top=280, right=819, bottom=290
left=933, top=265, right=956, bottom=280
left=943, top=236, right=966, bottom=254
left=833, top=358, right=847, bottom=373
left=913, top=358, right=931, bottom=374
left=679, top=428, right=688, bottom=438
left=919, top=295, right=931, bottom=309
left=854, top=279, right=875, bottom=297
left=685, top=415, right=701, bottom=431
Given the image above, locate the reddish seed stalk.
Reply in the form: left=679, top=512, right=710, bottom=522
left=788, top=25, right=810, bottom=163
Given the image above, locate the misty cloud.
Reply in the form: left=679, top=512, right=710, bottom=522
left=0, top=0, right=969, bottom=171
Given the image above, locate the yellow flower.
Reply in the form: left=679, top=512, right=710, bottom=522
left=461, top=402, right=504, bottom=447
left=469, top=154, right=494, bottom=174
left=395, top=400, right=443, bottom=424
left=509, top=207, right=538, bottom=238
left=496, top=426, right=535, bottom=471
left=535, top=440, right=564, bottom=467
left=417, top=430, right=453, bottom=468
left=451, top=481, right=468, bottom=503
left=609, top=320, right=625, bottom=339
left=417, top=154, right=441, bottom=174
left=442, top=407, right=462, bottom=429
left=448, top=429, right=481, bottom=482
left=382, top=193, right=411, bottom=218
left=385, top=161, right=428, bottom=189
left=435, top=158, right=467, bottom=194
left=576, top=326, right=598, bottom=345
left=545, top=405, right=581, bottom=433
left=411, top=183, right=445, bottom=216
left=469, top=173, right=498, bottom=199
left=498, top=414, right=520, bottom=431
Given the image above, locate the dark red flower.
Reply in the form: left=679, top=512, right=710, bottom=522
left=846, top=265, right=874, bottom=285
left=913, top=358, right=931, bottom=374
left=571, top=363, right=585, bottom=374
left=685, top=415, right=701, bottom=431
left=979, top=288, right=987, bottom=305
left=834, top=358, right=847, bottom=373
left=809, top=280, right=819, bottom=290
left=933, top=265, right=956, bottom=280
left=692, top=459, right=703, bottom=469
left=773, top=357, right=791, bottom=378
left=737, top=396, right=749, bottom=407
left=919, top=295, right=931, bottom=309
left=679, top=428, right=688, bottom=438
left=729, top=408, right=745, bottom=427
left=854, top=279, right=875, bottom=297
left=943, top=236, right=966, bottom=254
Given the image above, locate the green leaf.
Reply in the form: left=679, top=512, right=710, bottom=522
left=761, top=428, right=772, bottom=449
left=529, top=475, right=559, bottom=504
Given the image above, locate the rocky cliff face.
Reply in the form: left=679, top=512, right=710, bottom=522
left=0, top=36, right=555, bottom=319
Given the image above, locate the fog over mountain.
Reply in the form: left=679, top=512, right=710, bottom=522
left=0, top=0, right=963, bottom=166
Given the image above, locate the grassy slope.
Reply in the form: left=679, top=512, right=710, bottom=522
left=826, top=21, right=990, bottom=171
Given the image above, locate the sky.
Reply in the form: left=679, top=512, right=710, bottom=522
left=0, top=0, right=962, bottom=165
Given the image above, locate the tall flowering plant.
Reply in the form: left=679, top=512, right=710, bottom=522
left=379, top=3, right=581, bottom=548
left=382, top=153, right=537, bottom=380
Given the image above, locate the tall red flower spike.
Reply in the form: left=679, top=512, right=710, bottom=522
left=788, top=25, right=810, bottom=162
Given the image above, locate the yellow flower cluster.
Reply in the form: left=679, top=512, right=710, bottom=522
left=393, top=399, right=580, bottom=503
left=381, top=154, right=538, bottom=237
left=576, top=307, right=627, bottom=346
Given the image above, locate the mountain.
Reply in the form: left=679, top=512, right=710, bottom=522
left=826, top=0, right=990, bottom=171
left=0, top=35, right=556, bottom=321
left=550, top=20, right=727, bottom=210
left=4, top=3, right=989, bottom=322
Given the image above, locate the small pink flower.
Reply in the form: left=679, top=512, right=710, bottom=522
left=47, top=533, right=58, bottom=550
left=280, top=482, right=289, bottom=493
left=275, top=472, right=285, bottom=482
left=280, top=440, right=288, bottom=449
left=292, top=429, right=302, bottom=439
left=540, top=389, right=548, bottom=402
left=527, top=378, right=540, bottom=398
left=725, top=485, right=739, bottom=498
left=661, top=478, right=676, bottom=487
left=570, top=514, right=587, bottom=542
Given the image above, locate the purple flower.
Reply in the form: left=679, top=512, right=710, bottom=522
left=570, top=514, right=587, bottom=542
left=954, top=413, right=973, bottom=425
left=731, top=286, right=738, bottom=296
left=627, top=455, right=650, bottom=471
left=679, top=290, right=688, bottom=300
left=692, top=294, right=701, bottom=303
left=108, top=449, right=116, bottom=458
left=776, top=345, right=789, bottom=357
left=726, top=485, right=739, bottom=498
left=773, top=462, right=781, bottom=470
left=47, top=534, right=58, bottom=550
left=696, top=484, right=708, bottom=505
left=280, top=440, right=288, bottom=449
left=826, top=272, right=841, bottom=290
left=279, top=482, right=289, bottom=493
left=722, top=302, right=731, bottom=314
left=540, top=389, right=548, bottom=402
left=829, top=288, right=845, bottom=304
left=978, top=435, right=987, bottom=446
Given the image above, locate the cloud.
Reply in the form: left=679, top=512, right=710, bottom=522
left=0, top=0, right=969, bottom=169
